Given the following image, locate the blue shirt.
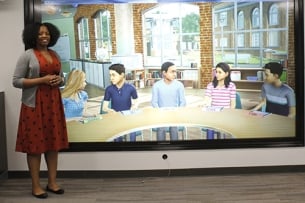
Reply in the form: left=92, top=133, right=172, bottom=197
left=104, top=83, right=138, bottom=111
left=151, top=79, right=186, bottom=108
left=62, top=91, right=88, bottom=118
left=262, top=83, right=295, bottom=116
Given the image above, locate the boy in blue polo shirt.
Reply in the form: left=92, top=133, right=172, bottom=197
left=253, top=62, right=295, bottom=117
left=102, top=63, right=139, bottom=141
left=151, top=62, right=186, bottom=141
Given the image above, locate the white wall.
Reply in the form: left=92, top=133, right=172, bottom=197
left=1, top=0, right=305, bottom=172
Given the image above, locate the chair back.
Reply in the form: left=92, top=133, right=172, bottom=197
left=261, top=104, right=266, bottom=112
left=100, top=99, right=111, bottom=114
left=235, top=92, right=242, bottom=109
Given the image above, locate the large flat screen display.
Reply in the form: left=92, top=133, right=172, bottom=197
left=24, top=0, right=304, bottom=151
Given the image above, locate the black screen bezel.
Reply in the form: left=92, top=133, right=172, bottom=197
left=24, top=0, right=304, bottom=152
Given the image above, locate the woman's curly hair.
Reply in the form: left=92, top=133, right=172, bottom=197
left=22, top=22, right=60, bottom=50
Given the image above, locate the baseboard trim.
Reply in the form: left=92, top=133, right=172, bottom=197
left=8, top=165, right=305, bottom=179
left=0, top=171, right=8, bottom=180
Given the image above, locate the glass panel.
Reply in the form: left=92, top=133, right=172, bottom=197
left=213, top=1, right=288, bottom=68
left=143, top=3, right=199, bottom=67
left=252, top=7, right=260, bottom=28
left=269, top=4, right=279, bottom=26
left=237, top=11, right=244, bottom=30
left=36, top=0, right=298, bottom=148
left=78, top=18, right=90, bottom=59
left=94, top=10, right=112, bottom=61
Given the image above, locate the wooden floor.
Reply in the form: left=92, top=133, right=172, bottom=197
left=1, top=172, right=305, bottom=202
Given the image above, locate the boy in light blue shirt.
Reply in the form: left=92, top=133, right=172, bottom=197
left=151, top=62, right=186, bottom=141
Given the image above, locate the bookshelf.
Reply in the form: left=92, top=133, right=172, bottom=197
left=145, top=68, right=199, bottom=88
left=229, top=65, right=287, bottom=92
left=230, top=68, right=264, bottom=91
left=126, top=69, right=145, bottom=88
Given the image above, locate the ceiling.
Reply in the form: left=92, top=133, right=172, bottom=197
left=41, top=0, right=209, bottom=19
left=42, top=0, right=218, bottom=6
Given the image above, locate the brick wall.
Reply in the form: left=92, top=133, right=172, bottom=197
left=133, top=4, right=157, bottom=55
left=74, top=4, right=116, bottom=59
left=198, top=3, right=214, bottom=88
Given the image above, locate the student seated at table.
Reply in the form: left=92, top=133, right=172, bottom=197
left=200, top=62, right=236, bottom=139
left=202, top=62, right=236, bottom=109
left=151, top=62, right=186, bottom=141
left=102, top=63, right=139, bottom=142
left=61, top=69, right=93, bottom=119
left=252, top=62, right=295, bottom=118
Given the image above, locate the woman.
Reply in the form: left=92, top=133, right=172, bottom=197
left=12, top=22, right=68, bottom=199
left=61, top=69, right=90, bottom=118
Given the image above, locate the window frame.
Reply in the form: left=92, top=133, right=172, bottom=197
left=142, top=3, right=200, bottom=67
left=93, top=9, right=112, bottom=61
left=252, top=7, right=260, bottom=28
left=269, top=3, right=279, bottom=26
left=213, top=1, right=289, bottom=68
left=77, top=17, right=90, bottom=59
left=24, top=0, right=304, bottom=152
left=237, top=10, right=244, bottom=30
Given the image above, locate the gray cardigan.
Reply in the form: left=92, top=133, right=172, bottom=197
left=12, top=49, right=65, bottom=107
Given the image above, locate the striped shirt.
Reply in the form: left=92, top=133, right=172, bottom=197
left=262, top=83, right=295, bottom=116
left=205, top=82, right=236, bottom=108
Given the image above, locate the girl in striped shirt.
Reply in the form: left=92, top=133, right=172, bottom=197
left=202, top=62, right=236, bottom=109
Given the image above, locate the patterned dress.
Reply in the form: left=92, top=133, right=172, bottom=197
left=15, top=49, right=69, bottom=154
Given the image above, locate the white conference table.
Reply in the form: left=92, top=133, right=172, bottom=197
left=66, top=107, right=295, bottom=142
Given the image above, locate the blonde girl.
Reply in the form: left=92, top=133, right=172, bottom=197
left=61, top=69, right=90, bottom=118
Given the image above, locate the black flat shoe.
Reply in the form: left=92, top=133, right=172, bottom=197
left=32, top=192, right=48, bottom=199
left=46, top=185, right=65, bottom=194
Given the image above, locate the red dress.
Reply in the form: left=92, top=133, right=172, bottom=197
left=15, top=49, right=69, bottom=154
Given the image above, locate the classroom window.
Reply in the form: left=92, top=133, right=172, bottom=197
left=214, top=13, right=218, bottom=28
left=143, top=3, right=200, bottom=67
left=251, top=32, right=260, bottom=47
left=77, top=17, right=90, bottom=59
left=219, top=12, right=228, bottom=27
left=237, top=11, right=244, bottom=30
left=237, top=33, right=244, bottom=47
left=213, top=1, right=288, bottom=68
left=252, top=8, right=260, bottom=28
left=93, top=10, right=112, bottom=61
left=268, top=31, right=279, bottom=47
left=269, top=4, right=279, bottom=26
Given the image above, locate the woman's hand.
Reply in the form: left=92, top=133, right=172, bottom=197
left=43, top=74, right=62, bottom=86
left=22, top=74, right=62, bottom=88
